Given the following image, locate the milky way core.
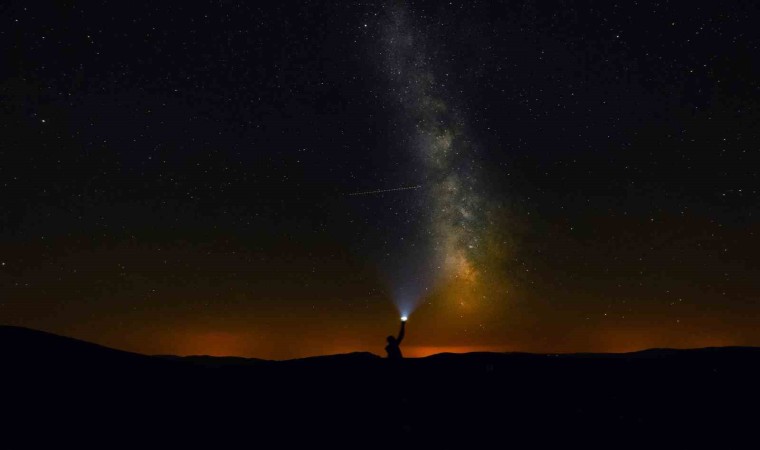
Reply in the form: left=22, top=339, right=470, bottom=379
left=380, top=2, right=494, bottom=315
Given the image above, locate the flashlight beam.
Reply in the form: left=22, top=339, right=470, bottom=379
left=348, top=185, right=422, bottom=196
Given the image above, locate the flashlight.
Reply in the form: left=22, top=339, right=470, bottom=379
left=401, top=316, right=408, bottom=322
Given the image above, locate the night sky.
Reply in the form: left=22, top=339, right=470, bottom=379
left=2, top=0, right=759, bottom=359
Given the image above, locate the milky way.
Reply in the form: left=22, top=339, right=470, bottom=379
left=380, top=2, right=489, bottom=315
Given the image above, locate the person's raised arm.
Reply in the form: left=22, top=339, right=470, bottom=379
left=397, top=320, right=406, bottom=344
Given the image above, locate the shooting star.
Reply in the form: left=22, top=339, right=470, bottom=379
left=348, top=185, right=422, bottom=196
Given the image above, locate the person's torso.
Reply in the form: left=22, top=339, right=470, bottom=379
left=385, top=344, right=402, bottom=359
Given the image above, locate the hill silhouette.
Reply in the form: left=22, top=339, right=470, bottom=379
left=3, top=325, right=759, bottom=447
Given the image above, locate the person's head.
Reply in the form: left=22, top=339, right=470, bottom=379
left=387, top=336, right=396, bottom=345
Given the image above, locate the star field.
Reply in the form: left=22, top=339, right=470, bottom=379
left=1, top=1, right=758, bottom=358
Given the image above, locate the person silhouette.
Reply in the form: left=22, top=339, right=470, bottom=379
left=385, top=319, right=406, bottom=359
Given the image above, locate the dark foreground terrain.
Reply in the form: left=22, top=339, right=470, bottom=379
left=3, top=326, right=759, bottom=447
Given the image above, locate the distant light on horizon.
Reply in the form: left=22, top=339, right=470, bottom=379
left=401, top=316, right=408, bottom=322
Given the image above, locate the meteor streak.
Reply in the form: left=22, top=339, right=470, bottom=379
left=348, top=185, right=422, bottom=196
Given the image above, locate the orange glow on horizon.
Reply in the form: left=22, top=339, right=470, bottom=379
left=403, top=345, right=515, bottom=357
left=160, top=330, right=255, bottom=357
left=25, top=319, right=757, bottom=361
